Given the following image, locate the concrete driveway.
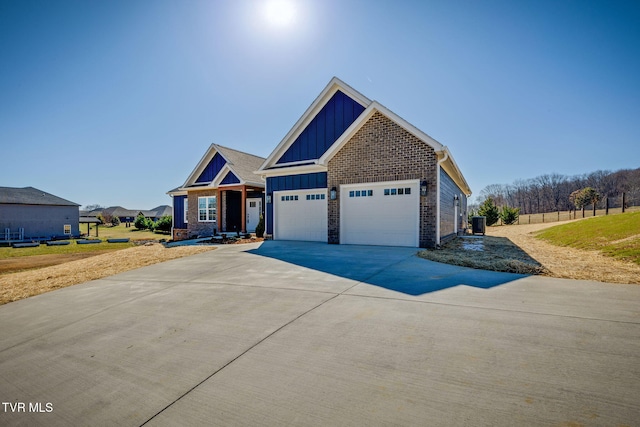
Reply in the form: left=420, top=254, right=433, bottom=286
left=1, top=241, right=639, bottom=426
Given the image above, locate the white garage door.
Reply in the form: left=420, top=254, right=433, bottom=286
left=341, top=180, right=419, bottom=247
left=274, top=189, right=328, bottom=242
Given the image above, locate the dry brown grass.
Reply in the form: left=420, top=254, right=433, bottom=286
left=487, top=221, right=640, bottom=284
left=419, top=219, right=640, bottom=284
left=0, top=244, right=216, bottom=305
left=418, top=236, right=547, bottom=275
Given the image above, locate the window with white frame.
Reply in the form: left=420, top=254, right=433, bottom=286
left=198, top=196, right=216, bottom=222
left=64, top=224, right=71, bottom=235
left=184, top=198, right=188, bottom=223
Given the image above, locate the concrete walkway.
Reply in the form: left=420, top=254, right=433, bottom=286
left=0, top=241, right=639, bottom=426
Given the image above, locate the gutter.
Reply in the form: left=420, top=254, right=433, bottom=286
left=435, top=149, right=449, bottom=247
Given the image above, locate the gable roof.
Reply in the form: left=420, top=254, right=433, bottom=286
left=257, top=77, right=371, bottom=171
left=176, top=144, right=265, bottom=193
left=0, top=186, right=80, bottom=207
left=255, top=77, right=471, bottom=196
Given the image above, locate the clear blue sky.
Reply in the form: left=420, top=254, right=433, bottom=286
left=1, top=0, right=639, bottom=209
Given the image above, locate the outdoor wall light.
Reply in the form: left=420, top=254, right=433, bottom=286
left=454, top=194, right=459, bottom=206
left=330, top=187, right=337, bottom=200
left=420, top=181, right=428, bottom=197
left=266, top=194, right=272, bottom=204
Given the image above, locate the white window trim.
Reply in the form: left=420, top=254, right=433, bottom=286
left=198, top=196, right=217, bottom=222
left=184, top=198, right=188, bottom=223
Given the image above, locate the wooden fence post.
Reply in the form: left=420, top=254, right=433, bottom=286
left=622, top=192, right=626, bottom=213
left=605, top=198, right=609, bottom=215
left=582, top=206, right=585, bottom=218
left=542, top=213, right=545, bottom=223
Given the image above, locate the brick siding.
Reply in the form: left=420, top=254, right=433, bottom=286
left=187, top=189, right=219, bottom=238
left=327, top=111, right=438, bottom=248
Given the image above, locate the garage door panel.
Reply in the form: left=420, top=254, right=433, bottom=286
left=274, top=190, right=327, bottom=242
left=341, top=181, right=419, bottom=247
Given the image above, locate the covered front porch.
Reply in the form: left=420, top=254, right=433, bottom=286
left=217, top=185, right=264, bottom=234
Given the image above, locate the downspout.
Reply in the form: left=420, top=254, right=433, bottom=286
left=436, top=149, right=449, bottom=247
left=170, top=194, right=175, bottom=239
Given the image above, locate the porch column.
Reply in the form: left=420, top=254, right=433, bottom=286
left=241, top=186, right=247, bottom=233
left=217, top=190, right=222, bottom=234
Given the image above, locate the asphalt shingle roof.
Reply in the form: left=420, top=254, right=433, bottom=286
left=0, top=186, right=80, bottom=206
left=214, top=144, right=265, bottom=184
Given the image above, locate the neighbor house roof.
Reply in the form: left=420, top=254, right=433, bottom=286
left=149, top=205, right=172, bottom=217
left=0, top=186, right=80, bottom=206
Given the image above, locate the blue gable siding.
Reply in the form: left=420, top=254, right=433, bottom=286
left=196, top=153, right=226, bottom=183
left=173, top=195, right=187, bottom=229
left=276, top=91, right=365, bottom=164
left=265, top=172, right=327, bottom=234
left=220, top=171, right=241, bottom=185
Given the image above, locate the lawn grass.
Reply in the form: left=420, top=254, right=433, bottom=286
left=0, top=241, right=134, bottom=259
left=535, top=211, right=640, bottom=265
left=81, top=223, right=170, bottom=241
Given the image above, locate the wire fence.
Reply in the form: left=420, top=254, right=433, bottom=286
left=505, top=205, right=640, bottom=226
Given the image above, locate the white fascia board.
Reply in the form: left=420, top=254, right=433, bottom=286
left=257, top=77, right=371, bottom=172
left=182, top=143, right=232, bottom=188
left=319, top=101, right=445, bottom=165
left=439, top=147, right=472, bottom=196
left=166, top=189, right=188, bottom=196
left=211, top=164, right=243, bottom=187
left=257, top=163, right=327, bottom=178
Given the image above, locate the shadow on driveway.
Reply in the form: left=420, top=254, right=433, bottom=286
left=247, top=240, right=526, bottom=296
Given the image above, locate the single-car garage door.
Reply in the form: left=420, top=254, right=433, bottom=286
left=274, top=189, right=328, bottom=242
left=341, top=180, right=419, bottom=247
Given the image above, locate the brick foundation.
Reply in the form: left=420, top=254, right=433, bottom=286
left=172, top=228, right=189, bottom=241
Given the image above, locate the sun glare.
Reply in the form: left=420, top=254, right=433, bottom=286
left=264, top=0, right=297, bottom=28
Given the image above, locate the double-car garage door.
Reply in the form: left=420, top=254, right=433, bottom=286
left=273, top=180, right=420, bottom=247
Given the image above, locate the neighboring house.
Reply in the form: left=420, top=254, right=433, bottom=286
left=0, top=186, right=80, bottom=241
left=255, top=77, right=471, bottom=248
left=82, top=205, right=173, bottom=223
left=168, top=144, right=266, bottom=240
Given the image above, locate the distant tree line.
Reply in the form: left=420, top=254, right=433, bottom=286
left=474, top=167, right=640, bottom=215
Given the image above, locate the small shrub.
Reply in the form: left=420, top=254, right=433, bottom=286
left=154, top=216, right=172, bottom=233
left=111, top=216, right=121, bottom=226
left=478, top=197, right=500, bottom=226
left=134, top=214, right=148, bottom=230
left=255, top=214, right=265, bottom=238
left=500, top=205, right=520, bottom=225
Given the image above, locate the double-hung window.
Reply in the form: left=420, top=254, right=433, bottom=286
left=198, top=196, right=216, bottom=222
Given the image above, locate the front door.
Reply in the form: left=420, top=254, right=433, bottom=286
left=246, top=199, right=262, bottom=232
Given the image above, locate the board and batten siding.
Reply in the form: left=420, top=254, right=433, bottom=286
left=439, top=168, right=468, bottom=243
left=265, top=172, right=328, bottom=235
left=196, top=152, right=226, bottom=183
left=173, top=195, right=187, bottom=229
left=276, top=90, right=366, bottom=164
